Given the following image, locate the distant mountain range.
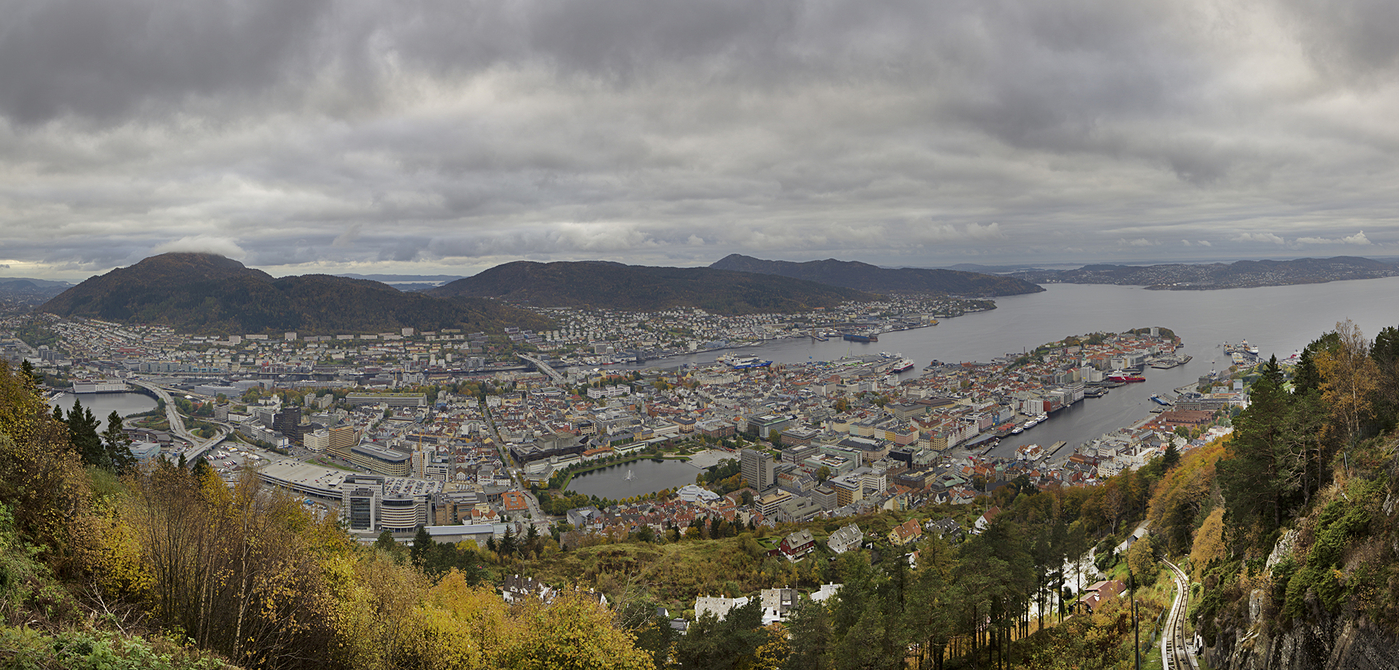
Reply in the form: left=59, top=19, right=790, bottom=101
left=1009, top=256, right=1399, bottom=290
left=709, top=254, right=1044, bottom=296
left=426, top=260, right=877, bottom=314
left=0, top=277, right=74, bottom=314
left=38, top=253, right=551, bottom=335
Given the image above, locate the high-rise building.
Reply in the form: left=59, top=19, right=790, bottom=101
left=741, top=448, right=776, bottom=492
left=273, top=408, right=302, bottom=444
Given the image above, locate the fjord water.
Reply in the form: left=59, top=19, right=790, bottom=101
left=650, top=277, right=1399, bottom=458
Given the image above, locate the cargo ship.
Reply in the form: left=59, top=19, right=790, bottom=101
left=842, top=333, right=878, bottom=343
left=1107, top=371, right=1146, bottom=383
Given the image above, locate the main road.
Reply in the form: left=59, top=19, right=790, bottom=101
left=1161, top=558, right=1198, bottom=670
left=129, top=379, right=231, bottom=464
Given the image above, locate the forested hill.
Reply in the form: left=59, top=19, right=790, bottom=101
left=1155, top=322, right=1399, bottom=669
left=708, top=254, right=1045, bottom=296
left=38, top=252, right=552, bottom=335
left=426, top=260, right=878, bottom=314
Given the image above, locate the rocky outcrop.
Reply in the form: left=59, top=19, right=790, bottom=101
left=1207, top=609, right=1399, bottom=670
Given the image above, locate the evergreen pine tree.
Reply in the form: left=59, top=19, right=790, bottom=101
left=66, top=398, right=106, bottom=469
left=1162, top=441, right=1180, bottom=470
left=102, top=410, right=137, bottom=473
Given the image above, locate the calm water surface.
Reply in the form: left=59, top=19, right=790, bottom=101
left=48, top=392, right=157, bottom=430
left=566, top=458, right=704, bottom=499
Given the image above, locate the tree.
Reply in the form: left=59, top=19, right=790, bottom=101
left=674, top=597, right=765, bottom=669
left=101, top=411, right=137, bottom=474
left=1126, top=538, right=1157, bottom=587
left=375, top=530, right=398, bottom=554
left=18, top=360, right=38, bottom=388
left=496, top=590, right=654, bottom=670
left=1161, top=441, right=1180, bottom=471
left=1372, top=325, right=1399, bottom=432
left=1217, top=356, right=1291, bottom=538
left=410, top=525, right=435, bottom=568
left=65, top=398, right=106, bottom=470
left=1316, top=320, right=1378, bottom=451
left=785, top=601, right=834, bottom=670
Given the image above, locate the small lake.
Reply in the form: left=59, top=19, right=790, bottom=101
left=566, top=458, right=704, bottom=499
left=48, top=392, right=158, bottom=431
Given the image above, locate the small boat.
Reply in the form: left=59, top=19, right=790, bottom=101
left=1011, top=427, right=1024, bottom=435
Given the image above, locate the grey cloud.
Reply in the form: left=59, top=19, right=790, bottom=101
left=0, top=0, right=1397, bottom=279
left=0, top=0, right=330, bottom=124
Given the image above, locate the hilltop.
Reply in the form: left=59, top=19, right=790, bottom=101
left=708, top=254, right=1044, bottom=296
left=38, top=253, right=551, bottom=335
left=1010, top=256, right=1399, bottom=289
left=426, top=260, right=877, bottom=314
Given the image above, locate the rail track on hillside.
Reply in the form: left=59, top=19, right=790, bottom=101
left=1161, top=558, right=1197, bottom=670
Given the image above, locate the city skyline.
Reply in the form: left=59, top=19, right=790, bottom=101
left=2, top=0, right=1397, bottom=281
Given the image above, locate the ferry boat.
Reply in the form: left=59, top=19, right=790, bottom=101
left=1011, top=426, right=1024, bottom=435
left=890, top=358, right=916, bottom=373
left=1223, top=340, right=1260, bottom=356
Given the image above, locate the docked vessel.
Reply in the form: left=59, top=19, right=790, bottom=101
left=843, top=333, right=878, bottom=343
left=729, top=356, right=772, bottom=370
left=890, top=358, right=916, bottom=373
left=1107, top=371, right=1146, bottom=383
left=71, top=380, right=130, bottom=394
left=1150, top=394, right=1172, bottom=406
left=1223, top=340, right=1260, bottom=356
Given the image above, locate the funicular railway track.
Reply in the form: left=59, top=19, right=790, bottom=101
left=1161, top=559, right=1197, bottom=670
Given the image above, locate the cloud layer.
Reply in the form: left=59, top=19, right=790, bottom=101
left=1, top=0, right=1397, bottom=279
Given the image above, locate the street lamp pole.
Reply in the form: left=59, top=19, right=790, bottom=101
left=1130, top=567, right=1140, bottom=670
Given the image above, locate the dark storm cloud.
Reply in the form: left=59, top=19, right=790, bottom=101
left=0, top=0, right=1396, bottom=280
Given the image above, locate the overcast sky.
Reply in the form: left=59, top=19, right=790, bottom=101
left=2, top=0, right=1397, bottom=281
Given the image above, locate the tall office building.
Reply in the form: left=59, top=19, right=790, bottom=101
left=273, top=408, right=302, bottom=444
left=741, top=448, right=776, bottom=492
